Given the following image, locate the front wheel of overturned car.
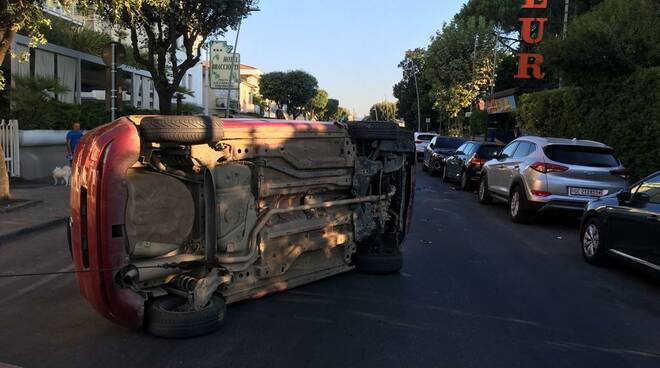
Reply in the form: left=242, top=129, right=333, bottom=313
left=354, top=247, right=403, bottom=275
left=347, top=121, right=399, bottom=140
left=145, top=295, right=226, bottom=339
left=140, top=116, right=224, bottom=144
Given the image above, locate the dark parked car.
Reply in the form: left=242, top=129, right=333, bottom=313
left=442, top=141, right=504, bottom=190
left=581, top=171, right=660, bottom=271
left=422, top=136, right=467, bottom=175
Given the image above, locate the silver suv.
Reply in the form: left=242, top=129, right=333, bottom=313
left=477, top=136, right=629, bottom=223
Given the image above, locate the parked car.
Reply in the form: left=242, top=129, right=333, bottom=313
left=442, top=141, right=504, bottom=190
left=414, top=132, right=437, bottom=161
left=422, top=136, right=467, bottom=175
left=68, top=116, right=415, bottom=338
left=477, top=137, right=629, bottom=223
left=581, top=171, right=660, bottom=271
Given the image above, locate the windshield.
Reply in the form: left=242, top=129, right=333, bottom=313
left=417, top=134, right=435, bottom=141
left=544, top=145, right=619, bottom=167
left=477, top=145, right=502, bottom=159
left=435, top=138, right=466, bottom=150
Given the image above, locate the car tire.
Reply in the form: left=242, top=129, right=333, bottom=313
left=354, top=242, right=403, bottom=275
left=581, top=217, right=610, bottom=266
left=509, top=185, right=534, bottom=224
left=140, top=116, right=224, bottom=144
left=478, top=176, right=492, bottom=204
left=348, top=122, right=399, bottom=140
left=145, top=295, right=226, bottom=339
left=459, top=170, right=470, bottom=191
left=441, top=165, right=449, bottom=182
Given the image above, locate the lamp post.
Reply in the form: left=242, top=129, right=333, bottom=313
left=225, top=7, right=260, bottom=118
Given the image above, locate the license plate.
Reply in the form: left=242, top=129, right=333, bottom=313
left=568, top=187, right=604, bottom=197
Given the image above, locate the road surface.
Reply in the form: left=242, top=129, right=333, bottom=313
left=1, top=167, right=659, bottom=367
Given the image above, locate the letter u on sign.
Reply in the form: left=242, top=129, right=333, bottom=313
left=522, top=0, right=547, bottom=8
left=520, top=18, right=547, bottom=44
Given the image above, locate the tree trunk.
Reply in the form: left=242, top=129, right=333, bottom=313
left=158, top=91, right=174, bottom=115
left=0, top=143, right=10, bottom=201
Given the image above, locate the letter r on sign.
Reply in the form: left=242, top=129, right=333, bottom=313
left=521, top=0, right=548, bottom=8
left=515, top=53, right=545, bottom=79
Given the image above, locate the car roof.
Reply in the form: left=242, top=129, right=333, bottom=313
left=514, top=136, right=611, bottom=149
left=415, top=132, right=437, bottom=137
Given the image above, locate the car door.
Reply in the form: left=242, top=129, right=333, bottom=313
left=503, top=142, right=533, bottom=194
left=424, top=137, right=437, bottom=166
left=489, top=142, right=519, bottom=196
left=609, top=174, right=660, bottom=265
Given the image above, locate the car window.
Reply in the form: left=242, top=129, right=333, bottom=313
left=633, top=174, right=660, bottom=204
left=435, top=137, right=466, bottom=149
left=544, top=145, right=619, bottom=167
left=463, top=143, right=476, bottom=155
left=456, top=143, right=468, bottom=153
left=526, top=143, right=537, bottom=156
left=513, top=142, right=531, bottom=158
left=428, top=137, right=437, bottom=147
left=478, top=145, right=502, bottom=159
left=417, top=134, right=435, bottom=141
left=500, top=143, right=519, bottom=159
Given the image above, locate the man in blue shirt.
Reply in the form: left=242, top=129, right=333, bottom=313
left=66, top=122, right=83, bottom=165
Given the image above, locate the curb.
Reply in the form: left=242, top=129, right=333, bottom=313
left=0, top=199, right=43, bottom=214
left=0, top=217, right=68, bottom=244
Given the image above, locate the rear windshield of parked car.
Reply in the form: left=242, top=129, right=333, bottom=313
left=478, top=145, right=502, bottom=159
left=544, top=145, right=620, bottom=167
left=417, top=134, right=436, bottom=141
left=435, top=138, right=466, bottom=149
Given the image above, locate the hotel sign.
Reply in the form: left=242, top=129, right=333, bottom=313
left=210, top=41, right=240, bottom=90
left=515, top=0, right=548, bottom=80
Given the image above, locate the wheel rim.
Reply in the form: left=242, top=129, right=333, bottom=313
left=479, top=181, right=486, bottom=199
left=510, top=192, right=520, bottom=217
left=583, top=224, right=600, bottom=257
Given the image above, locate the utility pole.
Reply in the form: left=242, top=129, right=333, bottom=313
left=225, top=21, right=241, bottom=118
left=559, top=0, right=570, bottom=88
left=412, top=62, right=421, bottom=132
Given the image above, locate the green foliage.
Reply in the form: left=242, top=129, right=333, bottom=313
left=323, top=98, right=339, bottom=121
left=542, top=0, right=660, bottom=86
left=259, top=70, right=319, bottom=119
left=393, top=48, right=438, bottom=131
left=469, top=109, right=488, bottom=137
left=307, top=89, right=328, bottom=120
left=368, top=101, right=398, bottom=122
left=335, top=107, right=351, bottom=122
left=518, top=68, right=660, bottom=180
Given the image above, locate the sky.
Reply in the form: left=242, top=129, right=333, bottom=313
left=224, top=0, right=467, bottom=118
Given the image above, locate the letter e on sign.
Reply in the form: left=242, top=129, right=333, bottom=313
left=515, top=53, right=546, bottom=79
left=521, top=0, right=548, bottom=9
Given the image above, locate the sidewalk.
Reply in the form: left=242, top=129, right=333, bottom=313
left=0, top=181, right=70, bottom=244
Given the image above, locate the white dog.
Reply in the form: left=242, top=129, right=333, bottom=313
left=52, top=166, right=72, bottom=186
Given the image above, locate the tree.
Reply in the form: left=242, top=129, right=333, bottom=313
left=96, top=0, right=256, bottom=114
left=323, top=98, right=339, bottom=120
left=393, top=48, right=437, bottom=131
left=259, top=70, right=318, bottom=119
left=335, top=106, right=351, bottom=122
left=307, top=89, right=328, bottom=120
left=368, top=101, right=398, bottom=122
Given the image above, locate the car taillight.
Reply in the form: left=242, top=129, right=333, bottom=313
left=468, top=155, right=486, bottom=166
left=415, top=140, right=422, bottom=144
left=530, top=162, right=568, bottom=174
left=610, top=169, right=630, bottom=180
left=531, top=190, right=552, bottom=197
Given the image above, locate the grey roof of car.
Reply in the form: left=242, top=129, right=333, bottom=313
left=516, top=136, right=611, bottom=149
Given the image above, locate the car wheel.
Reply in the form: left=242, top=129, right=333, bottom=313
left=478, top=176, right=492, bottom=204
left=422, top=162, right=428, bottom=172
left=145, top=295, right=226, bottom=339
left=509, top=186, right=534, bottom=224
left=441, top=165, right=449, bottom=182
left=354, top=239, right=403, bottom=275
left=140, top=116, right=224, bottom=144
left=459, top=170, right=470, bottom=191
left=581, top=217, right=610, bottom=266
left=348, top=122, right=399, bottom=140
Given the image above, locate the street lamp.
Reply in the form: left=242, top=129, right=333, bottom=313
left=225, top=7, right=261, bottom=118
left=405, top=58, right=422, bottom=132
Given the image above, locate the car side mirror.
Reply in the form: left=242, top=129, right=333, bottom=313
left=616, top=191, right=631, bottom=203
left=632, top=192, right=651, bottom=203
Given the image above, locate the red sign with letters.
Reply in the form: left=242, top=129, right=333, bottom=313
left=515, top=0, right=548, bottom=79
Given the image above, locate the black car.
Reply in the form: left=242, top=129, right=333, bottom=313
left=442, top=141, right=504, bottom=190
left=422, top=136, right=467, bottom=175
left=581, top=171, right=660, bottom=271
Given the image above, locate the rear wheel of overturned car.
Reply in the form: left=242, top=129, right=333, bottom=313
left=140, top=116, right=224, bottom=144
left=347, top=122, right=400, bottom=140
left=354, top=240, right=403, bottom=275
left=478, top=176, right=492, bottom=204
left=145, top=295, right=226, bottom=339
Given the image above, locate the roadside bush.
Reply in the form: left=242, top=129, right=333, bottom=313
left=518, top=68, right=660, bottom=180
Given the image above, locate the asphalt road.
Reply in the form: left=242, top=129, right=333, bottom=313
left=1, top=166, right=660, bottom=368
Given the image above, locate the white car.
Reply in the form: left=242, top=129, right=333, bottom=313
left=414, top=132, right=437, bottom=161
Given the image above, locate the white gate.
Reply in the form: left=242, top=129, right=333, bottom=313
left=0, top=119, right=20, bottom=177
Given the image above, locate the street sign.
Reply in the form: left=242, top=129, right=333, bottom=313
left=210, top=41, right=240, bottom=90
left=102, top=42, right=126, bottom=67
left=425, top=118, right=431, bottom=123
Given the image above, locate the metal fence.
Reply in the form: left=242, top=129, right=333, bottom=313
left=0, top=119, right=20, bottom=177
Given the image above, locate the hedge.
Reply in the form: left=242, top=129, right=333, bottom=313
left=518, top=67, right=660, bottom=180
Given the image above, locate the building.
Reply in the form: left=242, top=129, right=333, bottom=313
left=239, top=64, right=263, bottom=115
left=204, top=63, right=267, bottom=116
